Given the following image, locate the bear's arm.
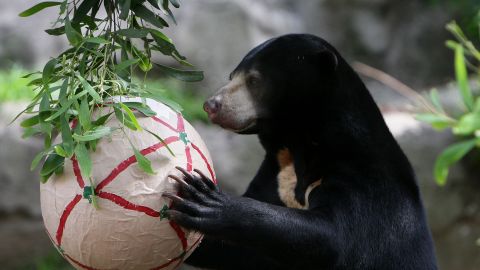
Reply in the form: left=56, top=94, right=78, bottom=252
left=184, top=235, right=283, bottom=269
left=167, top=172, right=340, bottom=267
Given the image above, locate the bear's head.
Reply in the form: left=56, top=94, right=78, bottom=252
left=203, top=33, right=389, bottom=159
left=203, top=34, right=349, bottom=135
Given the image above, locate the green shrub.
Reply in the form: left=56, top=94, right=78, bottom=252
left=417, top=20, right=480, bottom=185
left=0, top=66, right=37, bottom=102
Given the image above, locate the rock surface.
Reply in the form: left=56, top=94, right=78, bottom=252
left=7, top=0, right=459, bottom=89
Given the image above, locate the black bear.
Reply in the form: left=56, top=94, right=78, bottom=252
left=163, top=34, right=438, bottom=270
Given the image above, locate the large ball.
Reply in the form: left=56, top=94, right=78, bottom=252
left=40, top=98, right=215, bottom=270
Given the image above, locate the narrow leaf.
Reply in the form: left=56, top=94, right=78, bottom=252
left=145, top=129, right=175, bottom=156
left=75, top=143, right=92, bottom=178
left=169, top=0, right=180, bottom=8
left=60, top=115, right=74, bottom=157
left=133, top=146, right=155, bottom=174
left=54, top=145, right=67, bottom=157
left=84, top=37, right=109, bottom=44
left=429, top=88, right=445, bottom=113
left=19, top=1, right=61, bottom=17
left=415, top=113, right=455, bottom=130
left=65, top=17, right=83, bottom=46
left=31, top=151, right=45, bottom=171
left=132, top=4, right=169, bottom=28
left=73, top=126, right=113, bottom=141
left=20, top=115, right=40, bottom=128
left=45, top=26, right=65, bottom=36
left=115, top=58, right=140, bottom=71
left=42, top=58, right=58, bottom=84
left=452, top=113, right=480, bottom=135
left=154, top=63, right=204, bottom=82
left=454, top=45, right=474, bottom=111
left=116, top=28, right=149, bottom=38
left=77, top=75, right=102, bottom=102
left=79, top=97, right=92, bottom=130
left=40, top=154, right=64, bottom=177
left=120, top=103, right=142, bottom=130
left=119, top=0, right=131, bottom=20
left=122, top=102, right=156, bottom=117
left=434, top=139, right=476, bottom=186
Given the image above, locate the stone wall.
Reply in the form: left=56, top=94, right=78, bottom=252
left=5, top=0, right=460, bottom=89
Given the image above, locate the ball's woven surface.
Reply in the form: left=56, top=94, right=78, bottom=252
left=40, top=99, right=215, bottom=270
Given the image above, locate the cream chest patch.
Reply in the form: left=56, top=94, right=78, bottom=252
left=276, top=149, right=321, bottom=209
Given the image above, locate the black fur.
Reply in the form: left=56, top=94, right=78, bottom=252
left=166, top=34, right=437, bottom=270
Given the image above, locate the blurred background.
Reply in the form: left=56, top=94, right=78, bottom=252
left=0, top=0, right=479, bottom=269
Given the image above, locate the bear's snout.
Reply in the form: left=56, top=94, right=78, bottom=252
left=203, top=96, right=222, bottom=118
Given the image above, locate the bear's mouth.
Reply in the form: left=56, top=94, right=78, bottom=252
left=210, top=114, right=258, bottom=134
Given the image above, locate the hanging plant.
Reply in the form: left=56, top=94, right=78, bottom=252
left=16, top=0, right=203, bottom=183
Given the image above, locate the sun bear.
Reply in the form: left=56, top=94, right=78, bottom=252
left=162, top=34, right=438, bottom=270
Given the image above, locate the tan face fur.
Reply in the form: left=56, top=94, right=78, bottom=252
left=206, top=71, right=262, bottom=133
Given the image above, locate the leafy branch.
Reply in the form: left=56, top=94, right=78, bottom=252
left=18, top=0, right=202, bottom=183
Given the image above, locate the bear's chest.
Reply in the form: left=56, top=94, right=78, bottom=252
left=276, top=149, right=322, bottom=210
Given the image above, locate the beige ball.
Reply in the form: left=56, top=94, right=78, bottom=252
left=40, top=98, right=215, bottom=270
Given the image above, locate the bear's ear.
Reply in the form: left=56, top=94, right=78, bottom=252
left=315, top=49, right=338, bottom=72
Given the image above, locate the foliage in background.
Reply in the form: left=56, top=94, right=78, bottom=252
left=0, top=66, right=36, bottom=102
left=17, top=0, right=203, bottom=185
left=416, top=20, right=480, bottom=186
left=429, top=0, right=480, bottom=39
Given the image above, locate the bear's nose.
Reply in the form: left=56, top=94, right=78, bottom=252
left=203, top=96, right=222, bottom=116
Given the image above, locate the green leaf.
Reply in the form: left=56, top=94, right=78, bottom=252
left=54, top=145, right=68, bottom=157
left=19, top=1, right=62, bottom=17
left=145, top=129, right=175, bottom=156
left=74, top=143, right=92, bottom=178
left=122, top=102, right=156, bottom=117
left=454, top=45, right=474, bottom=111
left=132, top=4, right=169, bottom=29
left=20, top=115, right=40, bottom=128
left=77, top=75, right=102, bottom=102
left=65, top=17, right=83, bottom=46
left=148, top=29, right=173, bottom=44
left=133, top=146, right=155, bottom=174
left=79, top=97, right=92, bottom=130
left=73, top=126, right=113, bottom=141
left=40, top=154, right=65, bottom=179
left=120, top=103, right=142, bottom=130
left=169, top=0, right=180, bottom=8
left=93, top=112, right=113, bottom=126
left=429, top=88, right=445, bottom=114
left=31, top=151, right=46, bottom=171
left=452, top=113, right=480, bottom=135
left=434, top=139, right=476, bottom=186
left=154, top=63, right=204, bottom=82
left=42, top=58, right=57, bottom=84
left=415, top=113, right=455, bottom=130
left=147, top=0, right=161, bottom=9
left=45, top=26, right=65, bottom=36
left=115, top=58, right=140, bottom=72
left=140, top=91, right=182, bottom=112
left=84, top=37, right=109, bottom=44
left=119, top=0, right=131, bottom=20
left=161, top=0, right=177, bottom=24
left=72, top=0, right=97, bottom=24
left=114, top=106, right=137, bottom=130
left=45, top=89, right=88, bottom=121
left=116, top=28, right=150, bottom=38
left=60, top=115, right=74, bottom=157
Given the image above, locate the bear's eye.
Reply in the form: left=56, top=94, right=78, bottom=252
left=246, top=76, right=260, bottom=88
